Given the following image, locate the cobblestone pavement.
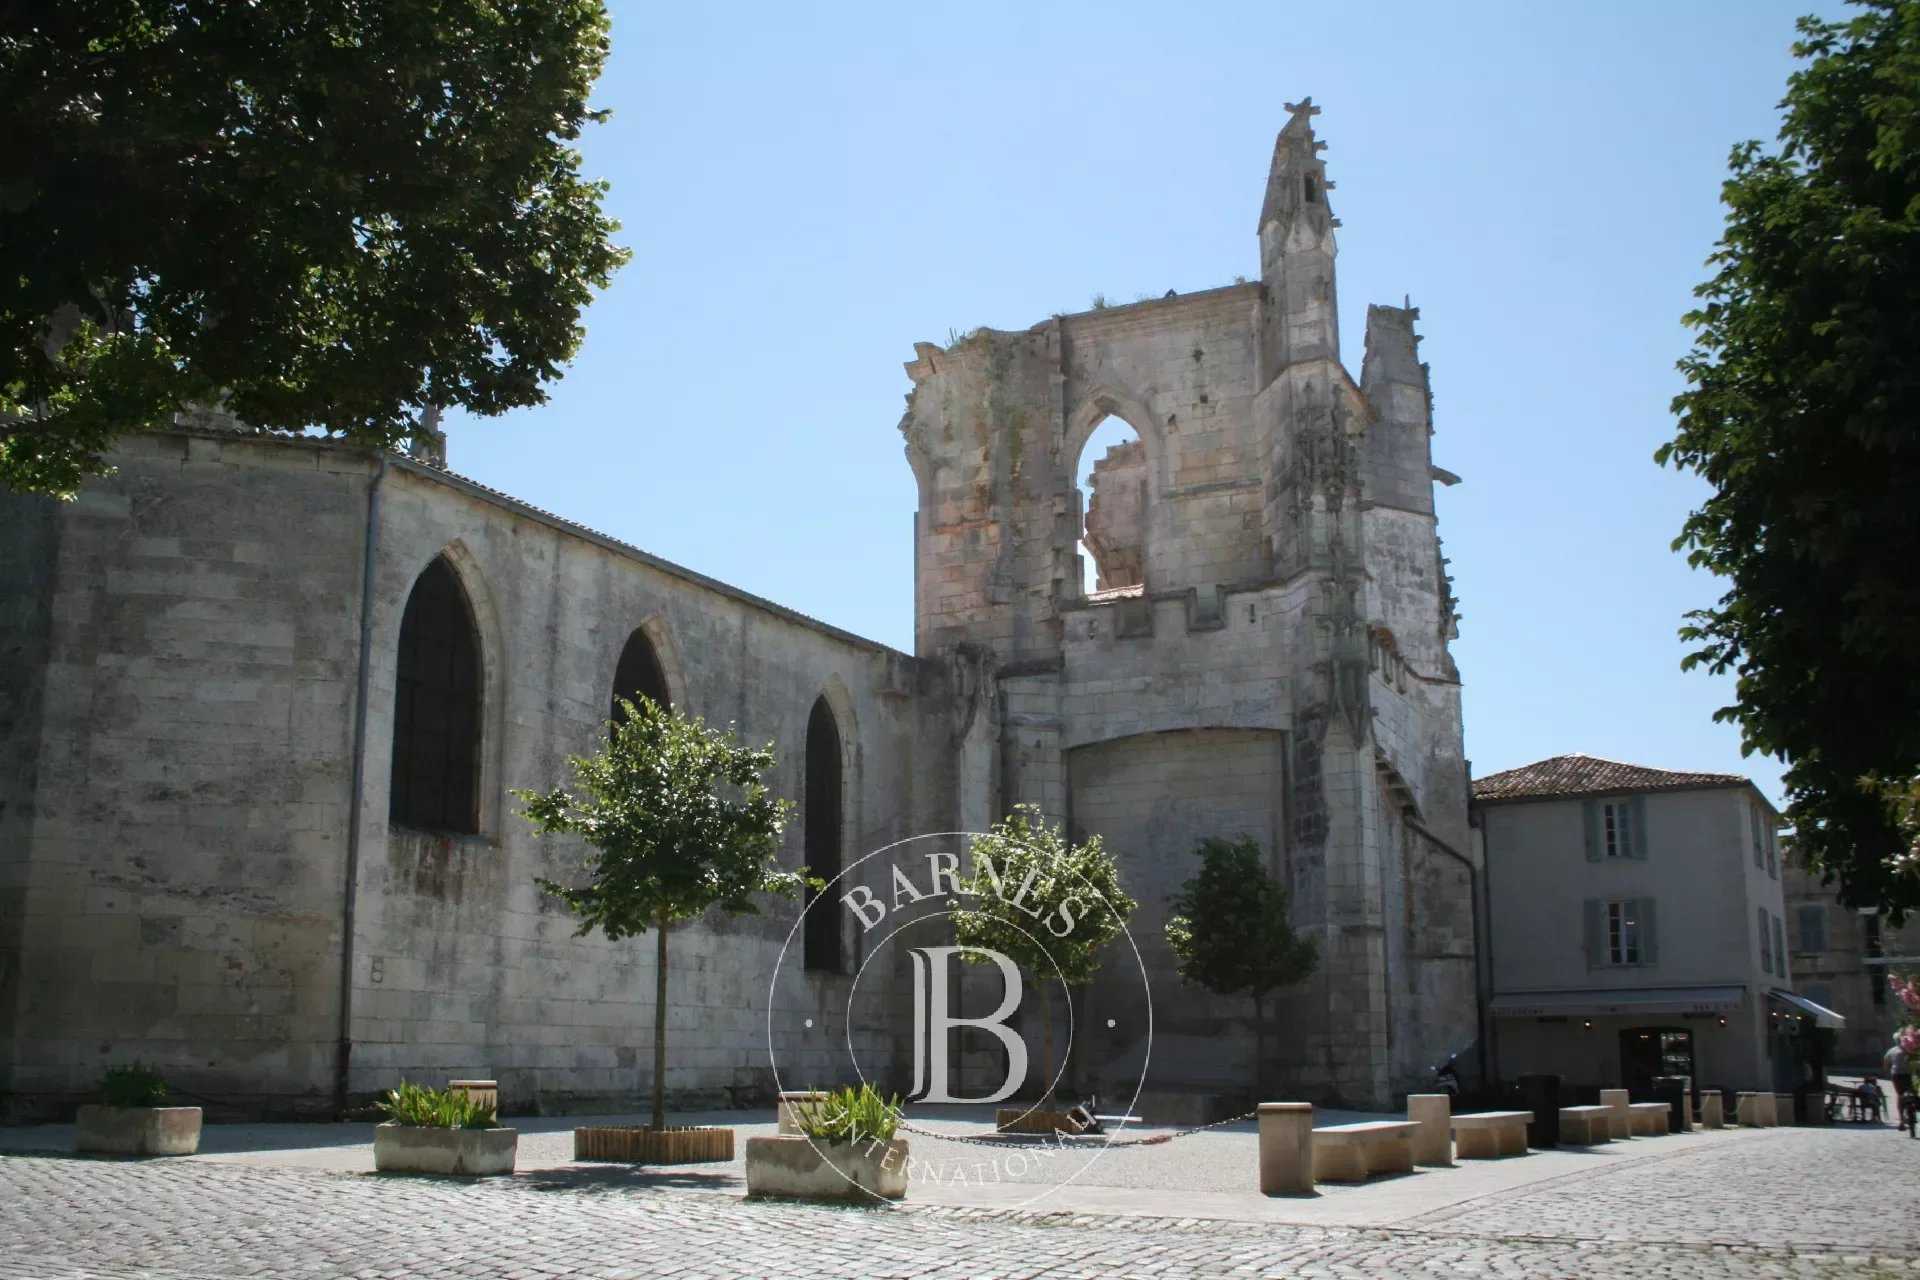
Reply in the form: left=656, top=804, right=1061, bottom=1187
left=2, top=1127, right=1915, bottom=1278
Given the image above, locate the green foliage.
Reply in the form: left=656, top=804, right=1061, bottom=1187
left=377, top=1081, right=498, bottom=1130
left=515, top=696, right=803, bottom=1129
left=951, top=805, right=1137, bottom=989
left=1164, top=837, right=1317, bottom=1003
left=1656, top=1, right=1920, bottom=916
left=951, top=805, right=1136, bottom=1099
left=99, top=1062, right=169, bottom=1109
left=788, top=1084, right=902, bottom=1144
left=516, top=698, right=803, bottom=938
left=1, top=2, right=629, bottom=497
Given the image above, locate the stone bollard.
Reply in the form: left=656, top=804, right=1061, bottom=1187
left=1407, top=1093, right=1453, bottom=1167
left=1258, top=1102, right=1315, bottom=1195
left=1599, top=1088, right=1632, bottom=1140
left=1700, top=1092, right=1724, bottom=1129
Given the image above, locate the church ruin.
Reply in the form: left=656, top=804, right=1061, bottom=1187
left=0, top=102, right=1475, bottom=1120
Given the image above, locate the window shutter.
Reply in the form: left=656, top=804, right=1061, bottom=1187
left=1584, top=899, right=1603, bottom=968
left=1758, top=907, right=1772, bottom=974
left=1583, top=801, right=1601, bottom=862
left=1796, top=904, right=1827, bottom=953
left=1638, top=897, right=1657, bottom=965
left=1773, top=915, right=1787, bottom=980
left=1629, top=794, right=1649, bottom=860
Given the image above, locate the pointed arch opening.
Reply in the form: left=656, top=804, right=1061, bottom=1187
left=1075, top=414, right=1147, bottom=597
left=803, top=695, right=845, bottom=973
left=611, top=626, right=671, bottom=724
left=390, top=555, right=482, bottom=835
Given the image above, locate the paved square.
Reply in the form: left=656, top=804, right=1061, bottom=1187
left=2, top=1123, right=1914, bottom=1277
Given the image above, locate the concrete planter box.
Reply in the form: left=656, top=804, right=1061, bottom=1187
left=744, top=1134, right=908, bottom=1200
left=373, top=1123, right=518, bottom=1176
left=75, top=1105, right=202, bottom=1157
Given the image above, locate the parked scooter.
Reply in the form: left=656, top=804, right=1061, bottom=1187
left=1429, top=1053, right=1461, bottom=1098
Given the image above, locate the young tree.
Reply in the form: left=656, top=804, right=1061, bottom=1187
left=2, top=2, right=629, bottom=497
left=1656, top=1, right=1920, bottom=916
left=515, top=698, right=805, bottom=1131
left=1164, top=836, right=1317, bottom=1097
left=951, top=805, right=1136, bottom=1103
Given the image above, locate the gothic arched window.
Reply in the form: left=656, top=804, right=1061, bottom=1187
left=803, top=696, right=844, bottom=972
left=611, top=627, right=671, bottom=723
left=389, top=556, right=482, bottom=834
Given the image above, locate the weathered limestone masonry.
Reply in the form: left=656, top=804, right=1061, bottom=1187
left=0, top=100, right=1473, bottom=1119
left=0, top=430, right=953, bottom=1120
left=899, top=100, right=1475, bottom=1107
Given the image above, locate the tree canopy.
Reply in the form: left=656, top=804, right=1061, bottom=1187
left=1164, top=836, right=1317, bottom=1007
left=1657, top=0, right=1920, bottom=915
left=516, top=697, right=803, bottom=1128
left=1, top=2, right=629, bottom=497
left=952, top=806, right=1137, bottom=1099
left=517, top=698, right=802, bottom=940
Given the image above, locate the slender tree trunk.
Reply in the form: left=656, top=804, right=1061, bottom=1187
left=1038, top=984, right=1054, bottom=1104
left=652, top=911, right=669, bottom=1132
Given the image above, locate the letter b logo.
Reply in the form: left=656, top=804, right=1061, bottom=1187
left=908, top=946, right=1028, bottom=1104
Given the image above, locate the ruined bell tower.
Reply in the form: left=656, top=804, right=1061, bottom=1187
left=898, top=100, right=1474, bottom=1109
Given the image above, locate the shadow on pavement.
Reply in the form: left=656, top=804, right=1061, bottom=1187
left=520, top=1164, right=742, bottom=1194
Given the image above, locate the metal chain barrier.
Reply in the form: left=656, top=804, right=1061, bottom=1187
left=897, top=1106, right=1261, bottom=1151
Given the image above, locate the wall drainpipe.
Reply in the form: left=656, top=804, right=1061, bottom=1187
left=335, top=452, right=388, bottom=1116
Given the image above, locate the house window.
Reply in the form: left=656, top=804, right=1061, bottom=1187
left=1758, top=906, right=1773, bottom=974
left=802, top=696, right=845, bottom=973
left=1604, top=802, right=1632, bottom=859
left=1765, top=824, right=1777, bottom=878
left=390, top=556, right=482, bottom=835
left=1795, top=904, right=1828, bottom=953
left=1773, top=915, right=1787, bottom=980
left=1751, top=806, right=1764, bottom=868
left=1608, top=900, right=1641, bottom=965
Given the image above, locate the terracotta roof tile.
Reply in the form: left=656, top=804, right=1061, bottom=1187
left=1472, top=753, right=1751, bottom=803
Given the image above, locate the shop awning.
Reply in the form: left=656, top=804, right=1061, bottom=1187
left=1490, top=986, right=1747, bottom=1018
left=1769, top=988, right=1845, bottom=1029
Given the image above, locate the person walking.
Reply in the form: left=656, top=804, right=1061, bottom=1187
left=1885, top=1038, right=1912, bottom=1132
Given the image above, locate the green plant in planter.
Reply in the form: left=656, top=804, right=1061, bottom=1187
left=100, top=1063, right=169, bottom=1108
left=789, top=1084, right=902, bottom=1145
left=376, top=1081, right=498, bottom=1130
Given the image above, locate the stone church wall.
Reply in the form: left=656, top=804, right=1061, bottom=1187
left=0, top=432, right=943, bottom=1119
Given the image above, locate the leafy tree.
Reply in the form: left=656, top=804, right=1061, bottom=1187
left=2, top=2, right=629, bottom=497
left=515, top=698, right=805, bottom=1131
left=1164, top=837, right=1317, bottom=1097
left=951, top=805, right=1137, bottom=1103
left=1656, top=0, right=1920, bottom=916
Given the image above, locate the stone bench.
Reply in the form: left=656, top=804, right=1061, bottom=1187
left=1697, top=1093, right=1725, bottom=1129
left=1628, top=1102, right=1671, bottom=1136
left=1558, top=1104, right=1614, bottom=1145
left=1735, top=1091, right=1778, bottom=1127
left=1311, top=1120, right=1420, bottom=1183
left=1599, top=1088, right=1632, bottom=1139
left=1450, top=1110, right=1531, bottom=1158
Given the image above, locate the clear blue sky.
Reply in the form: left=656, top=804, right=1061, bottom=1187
left=447, top=0, right=1846, bottom=803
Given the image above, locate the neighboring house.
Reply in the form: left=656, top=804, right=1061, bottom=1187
left=1782, top=854, right=1920, bottom=1068
left=1473, top=754, right=1841, bottom=1094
